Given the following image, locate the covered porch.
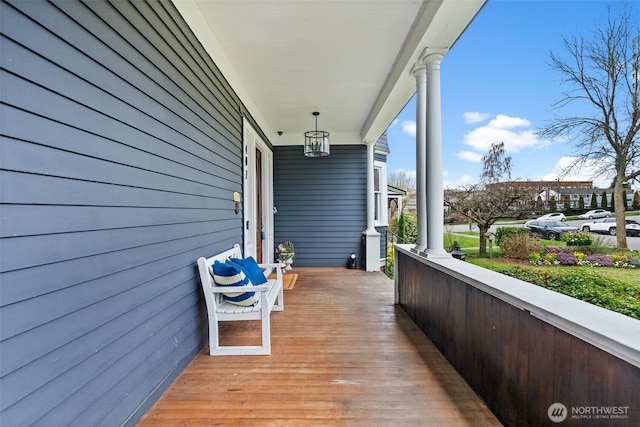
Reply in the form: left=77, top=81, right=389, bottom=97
left=7, top=2, right=638, bottom=425
left=137, top=268, right=500, bottom=426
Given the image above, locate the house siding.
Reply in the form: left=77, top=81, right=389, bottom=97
left=377, top=226, right=388, bottom=262
left=1, top=1, right=246, bottom=425
left=374, top=152, right=387, bottom=163
left=274, top=145, right=366, bottom=267
left=374, top=131, right=389, bottom=155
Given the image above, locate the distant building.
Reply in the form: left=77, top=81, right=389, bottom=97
left=563, top=187, right=633, bottom=210
left=486, top=180, right=634, bottom=211
left=487, top=180, right=593, bottom=198
left=387, top=184, right=408, bottom=219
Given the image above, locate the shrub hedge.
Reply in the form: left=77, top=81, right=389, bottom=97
left=495, top=226, right=528, bottom=246
left=499, top=233, right=542, bottom=260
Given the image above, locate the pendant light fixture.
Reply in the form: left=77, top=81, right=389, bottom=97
left=304, top=111, right=330, bottom=157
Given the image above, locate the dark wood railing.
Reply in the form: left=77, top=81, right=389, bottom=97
left=395, top=246, right=639, bottom=427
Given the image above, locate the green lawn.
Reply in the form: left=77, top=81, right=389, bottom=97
left=594, top=267, right=640, bottom=288
left=443, top=234, right=480, bottom=250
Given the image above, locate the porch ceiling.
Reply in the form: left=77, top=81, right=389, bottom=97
left=173, top=0, right=486, bottom=147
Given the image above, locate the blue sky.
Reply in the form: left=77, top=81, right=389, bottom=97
left=386, top=0, right=636, bottom=189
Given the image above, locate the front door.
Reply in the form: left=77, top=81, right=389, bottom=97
left=255, top=148, right=263, bottom=263
left=243, top=119, right=273, bottom=263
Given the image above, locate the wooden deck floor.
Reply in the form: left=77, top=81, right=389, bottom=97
left=137, top=268, right=501, bottom=426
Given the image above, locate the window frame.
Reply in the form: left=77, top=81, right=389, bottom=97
left=373, top=160, right=388, bottom=227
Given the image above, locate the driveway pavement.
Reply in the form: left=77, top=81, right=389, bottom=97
left=447, top=215, right=640, bottom=251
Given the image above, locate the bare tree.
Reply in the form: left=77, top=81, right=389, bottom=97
left=481, top=141, right=512, bottom=183
left=445, top=142, right=531, bottom=254
left=388, top=170, right=416, bottom=192
left=388, top=170, right=416, bottom=237
left=539, top=5, right=639, bottom=249
left=389, top=169, right=416, bottom=213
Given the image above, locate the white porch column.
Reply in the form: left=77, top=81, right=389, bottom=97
left=424, top=52, right=448, bottom=257
left=412, top=63, right=427, bottom=253
left=366, top=142, right=376, bottom=233
left=363, top=141, right=380, bottom=271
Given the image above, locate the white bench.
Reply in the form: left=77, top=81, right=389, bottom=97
left=197, top=244, right=284, bottom=356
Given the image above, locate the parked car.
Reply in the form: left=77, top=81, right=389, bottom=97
left=581, top=218, right=640, bottom=236
left=536, top=212, right=566, bottom=221
left=524, top=220, right=579, bottom=240
left=578, top=209, right=611, bottom=219
left=626, top=219, right=640, bottom=237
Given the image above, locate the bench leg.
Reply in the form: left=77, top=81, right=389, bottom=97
left=208, top=306, right=272, bottom=356
left=272, top=286, right=284, bottom=312
left=208, top=315, right=221, bottom=356
left=272, top=267, right=284, bottom=312
left=260, top=296, right=271, bottom=355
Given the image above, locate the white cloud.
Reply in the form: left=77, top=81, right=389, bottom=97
left=402, top=120, right=416, bottom=137
left=463, top=114, right=549, bottom=153
left=489, top=114, right=531, bottom=129
left=443, top=172, right=476, bottom=189
left=539, top=156, right=613, bottom=188
left=456, top=150, right=484, bottom=163
left=463, top=112, right=491, bottom=124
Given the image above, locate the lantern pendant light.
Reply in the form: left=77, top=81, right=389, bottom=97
left=303, top=111, right=330, bottom=157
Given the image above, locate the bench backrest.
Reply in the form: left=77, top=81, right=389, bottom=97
left=197, top=244, right=243, bottom=314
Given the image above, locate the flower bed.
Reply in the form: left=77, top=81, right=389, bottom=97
left=529, top=245, right=637, bottom=268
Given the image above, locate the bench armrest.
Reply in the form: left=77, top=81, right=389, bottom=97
left=259, top=262, right=284, bottom=281
left=210, top=284, right=275, bottom=293
left=258, top=262, right=285, bottom=269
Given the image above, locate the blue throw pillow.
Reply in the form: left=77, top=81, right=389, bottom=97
left=230, top=256, right=268, bottom=285
left=211, top=260, right=260, bottom=306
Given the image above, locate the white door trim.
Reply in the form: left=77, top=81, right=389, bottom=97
left=243, top=118, right=274, bottom=262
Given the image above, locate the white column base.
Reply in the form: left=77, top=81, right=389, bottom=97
left=424, top=248, right=451, bottom=258
left=363, top=230, right=381, bottom=272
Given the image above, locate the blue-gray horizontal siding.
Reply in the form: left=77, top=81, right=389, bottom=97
left=377, top=226, right=388, bottom=261
left=375, top=130, right=389, bottom=155
left=0, top=1, right=245, bottom=425
left=274, top=146, right=366, bottom=267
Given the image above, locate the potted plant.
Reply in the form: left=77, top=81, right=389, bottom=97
left=277, top=241, right=295, bottom=270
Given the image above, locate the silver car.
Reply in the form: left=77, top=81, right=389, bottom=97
left=536, top=212, right=566, bottom=221
left=582, top=218, right=640, bottom=237
left=578, top=209, right=611, bottom=219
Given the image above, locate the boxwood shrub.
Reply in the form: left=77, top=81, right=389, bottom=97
left=495, top=226, right=528, bottom=246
